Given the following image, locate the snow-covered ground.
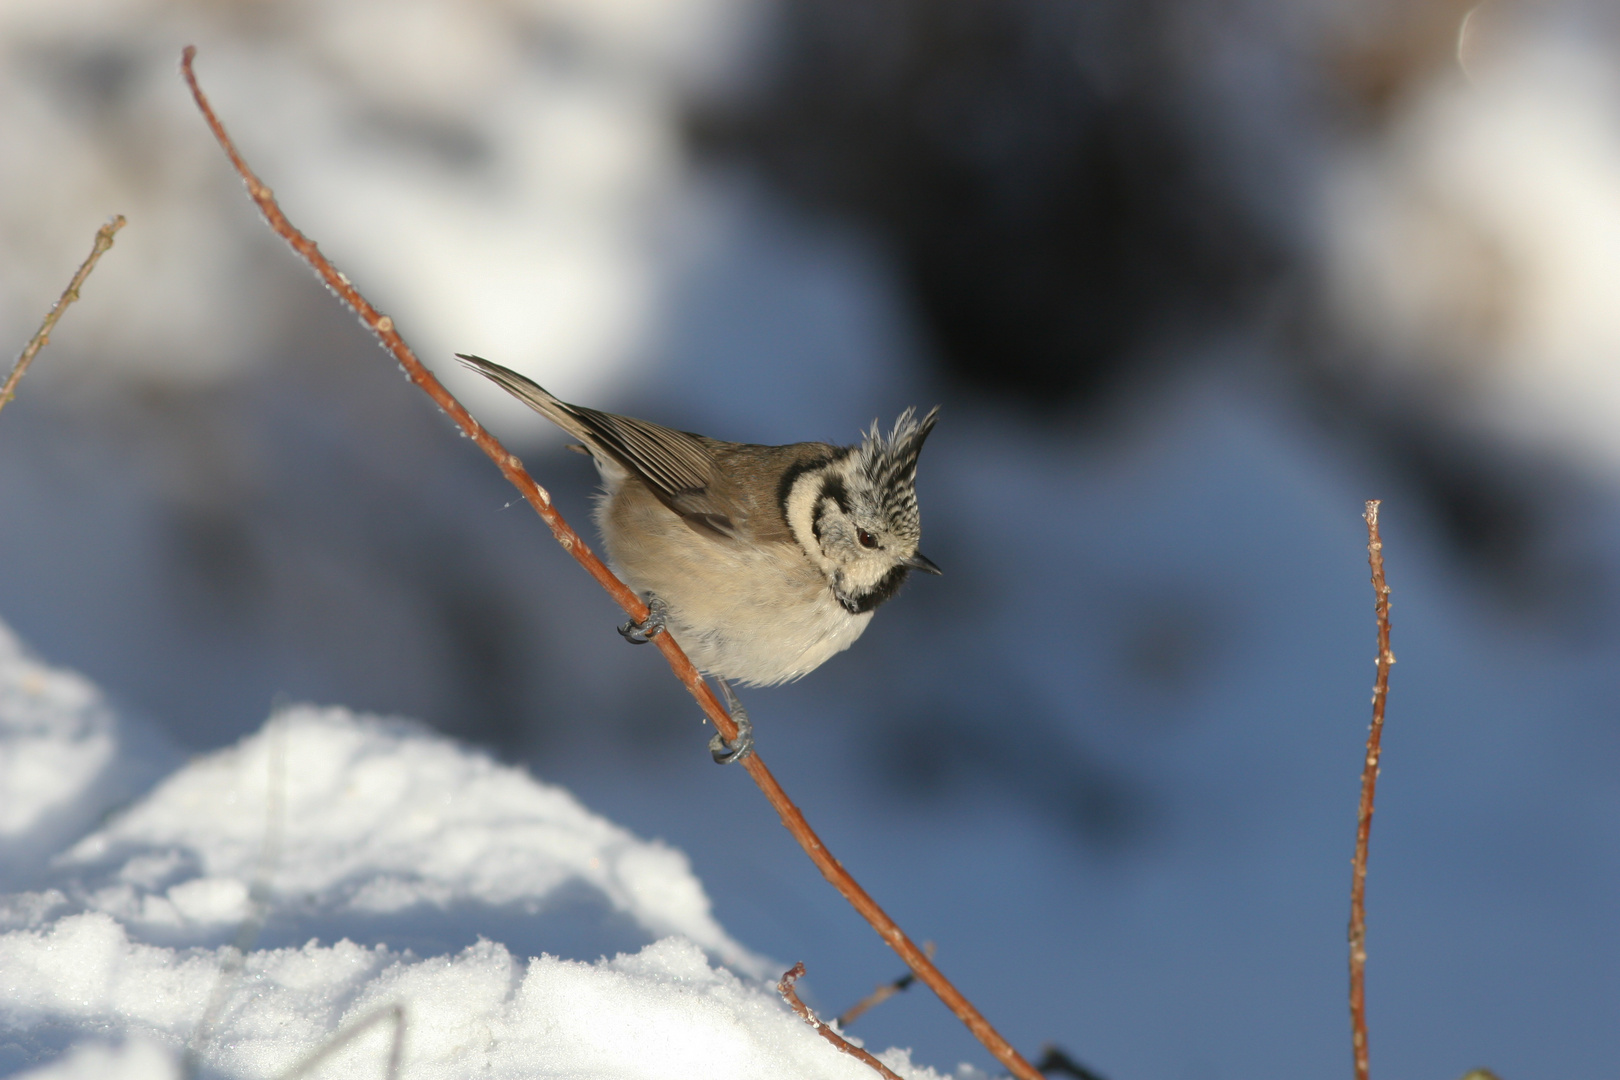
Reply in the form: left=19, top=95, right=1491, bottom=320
left=0, top=622, right=981, bottom=1079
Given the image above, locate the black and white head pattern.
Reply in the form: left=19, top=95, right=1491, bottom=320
left=854, top=406, right=939, bottom=544
left=781, top=405, right=941, bottom=614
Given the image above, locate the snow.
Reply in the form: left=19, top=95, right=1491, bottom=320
left=0, top=622, right=176, bottom=887
left=0, top=923, right=947, bottom=1080
left=1324, top=19, right=1620, bottom=472
left=0, top=0, right=760, bottom=403
left=52, top=705, right=762, bottom=972
left=0, top=625, right=975, bottom=1080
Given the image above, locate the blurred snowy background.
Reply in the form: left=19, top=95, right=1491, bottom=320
left=4, top=0, right=1620, bottom=1076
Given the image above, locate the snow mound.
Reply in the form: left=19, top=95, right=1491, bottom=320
left=0, top=623, right=976, bottom=1079
left=0, top=622, right=176, bottom=885
left=0, top=918, right=968, bottom=1080
left=44, top=706, right=765, bottom=976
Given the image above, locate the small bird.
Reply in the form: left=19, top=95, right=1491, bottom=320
left=457, top=354, right=941, bottom=761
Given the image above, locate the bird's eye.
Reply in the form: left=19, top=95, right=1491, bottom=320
left=857, top=528, right=879, bottom=549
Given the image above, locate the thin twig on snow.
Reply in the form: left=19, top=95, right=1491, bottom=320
left=780, top=963, right=905, bottom=1080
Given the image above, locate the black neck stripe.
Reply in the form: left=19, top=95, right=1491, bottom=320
left=841, top=564, right=911, bottom=615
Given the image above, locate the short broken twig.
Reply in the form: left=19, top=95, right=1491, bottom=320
left=0, top=215, right=125, bottom=417
left=1349, top=500, right=1395, bottom=1080
left=179, top=46, right=1041, bottom=1080
left=780, top=963, right=904, bottom=1080
left=837, top=941, right=936, bottom=1028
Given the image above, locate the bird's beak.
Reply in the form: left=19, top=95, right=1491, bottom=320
left=906, top=552, right=943, bottom=575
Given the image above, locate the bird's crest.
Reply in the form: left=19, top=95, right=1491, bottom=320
left=856, top=406, right=939, bottom=542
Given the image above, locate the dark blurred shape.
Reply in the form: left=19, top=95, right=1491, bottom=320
left=691, top=0, right=1279, bottom=409
left=1324, top=0, right=1480, bottom=124
left=687, top=0, right=1619, bottom=624
left=16, top=38, right=143, bottom=126
left=1115, top=589, right=1220, bottom=702
left=1294, top=339, right=1611, bottom=631
left=1301, top=0, right=1617, bottom=624
left=167, top=499, right=267, bottom=613
left=1036, top=1044, right=1110, bottom=1080
left=877, top=710, right=1147, bottom=851
left=353, top=107, right=494, bottom=173
left=142, top=372, right=541, bottom=749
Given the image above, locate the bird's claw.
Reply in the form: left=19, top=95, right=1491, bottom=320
left=708, top=679, right=754, bottom=765
left=618, top=596, right=667, bottom=644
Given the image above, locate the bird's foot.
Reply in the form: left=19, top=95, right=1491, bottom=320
left=708, top=678, right=754, bottom=765
left=618, top=595, right=667, bottom=644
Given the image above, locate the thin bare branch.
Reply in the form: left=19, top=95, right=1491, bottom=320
left=0, top=216, right=125, bottom=416
left=1349, top=500, right=1395, bottom=1080
left=780, top=963, right=905, bottom=1080
left=837, top=941, right=935, bottom=1028
left=179, top=46, right=1041, bottom=1080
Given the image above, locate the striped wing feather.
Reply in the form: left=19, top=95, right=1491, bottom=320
left=457, top=354, right=734, bottom=534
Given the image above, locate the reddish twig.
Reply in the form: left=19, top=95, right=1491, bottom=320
left=179, top=46, right=1040, bottom=1080
left=780, top=963, right=904, bottom=1080
left=836, top=941, right=936, bottom=1028
left=1349, top=500, right=1394, bottom=1080
left=1, top=215, right=125, bottom=417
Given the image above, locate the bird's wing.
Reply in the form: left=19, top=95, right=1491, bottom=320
left=457, top=353, right=737, bottom=536
left=565, top=403, right=740, bottom=535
